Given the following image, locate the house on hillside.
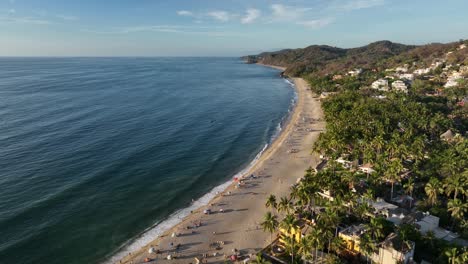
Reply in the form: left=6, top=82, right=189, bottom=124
left=440, top=129, right=455, bottom=141
left=414, top=68, right=431, bottom=75
left=399, top=73, right=414, bottom=81
left=333, top=74, right=343, bottom=80
left=348, top=68, right=363, bottom=77
left=396, top=66, right=408, bottom=73
left=372, top=79, right=389, bottom=91
left=458, top=44, right=467, bottom=50
left=359, top=163, right=375, bottom=174
left=392, top=80, right=408, bottom=93
left=430, top=60, right=444, bottom=69
left=460, top=65, right=468, bottom=74
left=445, top=71, right=463, bottom=88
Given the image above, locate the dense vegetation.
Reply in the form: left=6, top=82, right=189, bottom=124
left=253, top=40, right=468, bottom=263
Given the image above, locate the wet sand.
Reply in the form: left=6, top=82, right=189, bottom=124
left=117, top=65, right=325, bottom=264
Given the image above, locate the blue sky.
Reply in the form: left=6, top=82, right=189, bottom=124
left=1, top=0, right=468, bottom=56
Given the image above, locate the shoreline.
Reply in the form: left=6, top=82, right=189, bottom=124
left=114, top=64, right=325, bottom=264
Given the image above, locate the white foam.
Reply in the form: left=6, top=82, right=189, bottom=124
left=104, top=143, right=269, bottom=264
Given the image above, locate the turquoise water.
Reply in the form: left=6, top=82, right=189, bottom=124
left=0, top=57, right=294, bottom=264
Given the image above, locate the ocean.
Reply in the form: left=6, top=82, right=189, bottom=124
left=0, top=57, right=294, bottom=264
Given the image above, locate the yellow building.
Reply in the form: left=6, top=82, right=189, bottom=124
left=338, top=224, right=366, bottom=253
left=279, top=225, right=302, bottom=244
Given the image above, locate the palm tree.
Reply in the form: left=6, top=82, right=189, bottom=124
left=444, top=175, right=466, bottom=200
left=366, top=218, right=384, bottom=242
left=280, top=214, right=298, bottom=232
left=250, top=253, right=272, bottom=264
left=260, top=212, right=278, bottom=243
left=281, top=233, right=299, bottom=264
left=372, top=135, right=385, bottom=157
left=425, top=177, right=442, bottom=206
left=265, top=194, right=277, bottom=210
left=447, top=199, right=468, bottom=230
left=403, top=177, right=415, bottom=207
left=385, top=158, right=403, bottom=200
left=278, top=196, right=292, bottom=214
left=297, top=234, right=313, bottom=263
left=329, top=236, right=345, bottom=255
left=308, top=227, right=323, bottom=261
left=359, top=234, right=376, bottom=264
left=280, top=214, right=299, bottom=264
left=445, top=247, right=462, bottom=264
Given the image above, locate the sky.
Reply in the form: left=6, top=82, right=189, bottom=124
left=1, top=0, right=468, bottom=56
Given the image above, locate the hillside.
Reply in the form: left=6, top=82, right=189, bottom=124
left=242, top=40, right=416, bottom=76
left=243, top=40, right=467, bottom=77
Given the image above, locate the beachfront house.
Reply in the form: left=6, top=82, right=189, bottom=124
left=339, top=225, right=415, bottom=264
left=371, top=233, right=415, bottom=264
left=339, top=224, right=366, bottom=254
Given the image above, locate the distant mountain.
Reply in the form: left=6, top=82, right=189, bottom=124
left=243, top=40, right=468, bottom=77
left=242, top=41, right=419, bottom=76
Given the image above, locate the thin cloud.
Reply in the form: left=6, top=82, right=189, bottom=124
left=297, top=18, right=334, bottom=29
left=57, top=15, right=78, bottom=21
left=0, top=16, right=51, bottom=25
left=270, top=4, right=312, bottom=21
left=82, top=25, right=238, bottom=37
left=241, top=8, right=260, bottom=24
left=341, top=0, right=385, bottom=10
left=176, top=10, right=193, bottom=16
left=207, top=11, right=230, bottom=22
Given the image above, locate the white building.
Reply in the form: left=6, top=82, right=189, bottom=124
left=415, top=214, right=440, bottom=234
left=392, top=80, right=408, bottom=93
left=395, top=66, right=408, bottom=73
left=399, top=73, right=414, bottom=81
left=414, top=213, right=460, bottom=242
left=430, top=60, right=444, bottom=69
left=348, top=68, right=363, bottom=77
left=372, top=79, right=389, bottom=91
left=414, top=68, right=431, bottom=75
left=371, top=233, right=415, bottom=264
left=458, top=44, right=467, bottom=50
left=445, top=71, right=464, bottom=88
left=359, top=163, right=375, bottom=174
left=460, top=65, right=468, bottom=74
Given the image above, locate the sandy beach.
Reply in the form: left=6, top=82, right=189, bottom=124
left=117, top=65, right=325, bottom=264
